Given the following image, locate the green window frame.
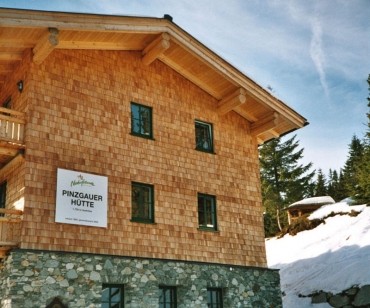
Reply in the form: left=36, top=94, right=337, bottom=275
left=195, top=120, right=213, bottom=153
left=131, top=182, right=154, bottom=223
left=198, top=193, right=217, bottom=231
left=159, top=286, right=177, bottom=308
left=0, top=181, right=6, bottom=217
left=207, top=288, right=223, bottom=308
left=101, top=284, right=124, bottom=308
left=131, top=102, right=153, bottom=139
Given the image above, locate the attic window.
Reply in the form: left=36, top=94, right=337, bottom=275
left=131, top=102, right=153, bottom=139
left=195, top=120, right=214, bottom=153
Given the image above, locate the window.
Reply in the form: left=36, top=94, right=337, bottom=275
left=207, top=288, right=223, bottom=308
left=131, top=102, right=153, bottom=138
left=0, top=181, right=6, bottom=217
left=101, top=284, right=124, bottom=308
left=131, top=182, right=154, bottom=223
left=195, top=120, right=213, bottom=152
left=159, top=286, right=177, bottom=308
left=198, top=193, right=217, bottom=231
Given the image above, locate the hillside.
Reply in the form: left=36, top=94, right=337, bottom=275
left=266, top=202, right=370, bottom=307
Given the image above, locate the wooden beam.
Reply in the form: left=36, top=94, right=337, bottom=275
left=0, top=147, right=19, bottom=156
left=0, top=208, right=23, bottom=215
left=233, top=106, right=258, bottom=122
left=0, top=51, right=22, bottom=61
left=217, top=88, right=247, bottom=115
left=161, top=57, right=221, bottom=99
left=256, top=136, right=264, bottom=144
left=0, top=39, right=33, bottom=49
left=57, top=40, right=144, bottom=50
left=270, top=129, right=280, bottom=138
left=251, top=112, right=279, bottom=136
left=33, top=27, right=59, bottom=64
left=0, top=154, right=24, bottom=179
left=142, top=33, right=170, bottom=65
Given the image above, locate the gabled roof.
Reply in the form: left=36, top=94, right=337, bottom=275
left=0, top=8, right=308, bottom=144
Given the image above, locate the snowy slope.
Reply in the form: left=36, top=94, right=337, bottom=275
left=265, top=203, right=370, bottom=308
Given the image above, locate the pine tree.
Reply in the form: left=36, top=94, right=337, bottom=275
left=314, top=169, right=327, bottom=196
left=336, top=170, right=347, bottom=201
left=353, top=74, right=370, bottom=204
left=342, top=136, right=365, bottom=201
left=259, top=135, right=315, bottom=235
left=327, top=169, right=335, bottom=198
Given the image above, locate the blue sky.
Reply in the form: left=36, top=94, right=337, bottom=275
left=1, top=0, right=369, bottom=176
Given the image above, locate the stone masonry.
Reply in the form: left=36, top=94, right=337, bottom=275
left=0, top=249, right=282, bottom=308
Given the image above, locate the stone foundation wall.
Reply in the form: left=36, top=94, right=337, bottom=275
left=0, top=249, right=282, bottom=307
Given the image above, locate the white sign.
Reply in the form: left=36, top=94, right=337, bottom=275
left=55, top=168, right=108, bottom=228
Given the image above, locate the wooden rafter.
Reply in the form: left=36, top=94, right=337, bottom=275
left=0, top=39, right=34, bottom=49
left=0, top=148, right=19, bottom=156
left=33, top=27, right=59, bottom=65
left=233, top=105, right=258, bottom=122
left=217, top=88, right=247, bottom=115
left=251, top=112, right=279, bottom=137
left=0, top=154, right=24, bottom=179
left=142, top=33, right=170, bottom=66
left=58, top=40, right=143, bottom=50
left=0, top=51, right=22, bottom=61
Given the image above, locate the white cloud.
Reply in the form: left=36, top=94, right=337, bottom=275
left=309, top=15, right=329, bottom=97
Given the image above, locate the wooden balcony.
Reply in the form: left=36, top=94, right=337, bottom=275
left=0, top=107, right=25, bottom=168
left=0, top=208, right=23, bottom=259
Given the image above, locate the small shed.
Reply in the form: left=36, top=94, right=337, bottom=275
left=286, top=196, right=335, bottom=224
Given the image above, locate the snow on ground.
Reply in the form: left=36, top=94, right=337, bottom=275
left=265, top=202, right=370, bottom=308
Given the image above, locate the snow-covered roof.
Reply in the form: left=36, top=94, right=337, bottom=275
left=286, top=196, right=335, bottom=210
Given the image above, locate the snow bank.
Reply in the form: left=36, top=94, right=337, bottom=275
left=309, top=202, right=366, bottom=220
left=266, top=203, right=370, bottom=307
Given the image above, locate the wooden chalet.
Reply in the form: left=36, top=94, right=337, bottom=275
left=286, top=196, right=335, bottom=224
left=0, top=8, right=307, bottom=307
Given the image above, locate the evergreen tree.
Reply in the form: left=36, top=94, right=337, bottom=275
left=314, top=169, right=327, bottom=196
left=327, top=169, right=335, bottom=198
left=353, top=74, right=370, bottom=204
left=259, top=135, right=315, bottom=235
left=336, top=170, right=347, bottom=201
left=342, top=136, right=365, bottom=200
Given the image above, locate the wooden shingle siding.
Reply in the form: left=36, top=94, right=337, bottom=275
left=16, top=49, right=266, bottom=266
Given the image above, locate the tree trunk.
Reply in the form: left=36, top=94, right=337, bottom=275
left=276, top=208, right=282, bottom=231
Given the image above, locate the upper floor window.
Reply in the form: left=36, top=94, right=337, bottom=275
left=131, top=182, right=154, bottom=223
left=131, top=102, right=153, bottom=138
left=198, top=193, right=217, bottom=231
left=0, top=181, right=6, bottom=218
left=101, top=284, right=124, bottom=308
left=207, top=288, right=223, bottom=308
left=159, top=286, right=177, bottom=308
left=195, top=120, right=213, bottom=153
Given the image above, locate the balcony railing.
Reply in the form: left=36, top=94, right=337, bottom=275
left=0, top=107, right=25, bottom=146
left=0, top=208, right=23, bottom=258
